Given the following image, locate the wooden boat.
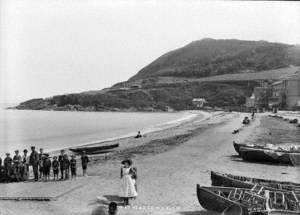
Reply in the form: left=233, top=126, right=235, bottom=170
left=221, top=204, right=243, bottom=215
left=69, top=143, right=119, bottom=154
left=196, top=184, right=250, bottom=214
left=239, top=146, right=292, bottom=164
left=211, top=171, right=300, bottom=192
left=233, top=141, right=265, bottom=156
left=196, top=185, right=300, bottom=215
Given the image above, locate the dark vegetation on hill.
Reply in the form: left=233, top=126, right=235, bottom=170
left=16, top=39, right=300, bottom=111
left=130, top=39, right=300, bottom=81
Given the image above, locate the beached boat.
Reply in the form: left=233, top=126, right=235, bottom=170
left=233, top=141, right=265, bottom=156
left=211, top=171, right=300, bottom=192
left=239, top=146, right=293, bottom=164
left=196, top=185, right=300, bottom=215
left=196, top=184, right=250, bottom=214
left=69, top=143, right=119, bottom=154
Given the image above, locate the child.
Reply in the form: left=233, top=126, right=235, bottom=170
left=52, top=156, right=59, bottom=180
left=63, top=154, right=70, bottom=180
left=43, top=154, right=51, bottom=181
left=70, top=155, right=77, bottom=179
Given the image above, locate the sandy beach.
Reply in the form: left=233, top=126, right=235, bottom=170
left=0, top=111, right=299, bottom=215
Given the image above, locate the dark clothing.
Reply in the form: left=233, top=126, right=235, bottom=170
left=4, top=157, right=12, bottom=168
left=70, top=158, right=76, bottom=169
left=63, top=158, right=70, bottom=170
left=58, top=154, right=64, bottom=179
left=0, top=157, right=2, bottom=167
left=32, top=165, right=39, bottom=181
left=43, top=158, right=51, bottom=177
left=52, top=160, right=59, bottom=171
left=29, top=151, right=39, bottom=181
left=29, top=151, right=39, bottom=166
left=71, top=168, right=76, bottom=177
left=52, top=160, right=59, bottom=176
left=4, top=157, right=12, bottom=177
left=13, top=155, right=22, bottom=165
left=81, top=155, right=89, bottom=169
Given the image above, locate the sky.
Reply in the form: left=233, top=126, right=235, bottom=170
left=1, top=0, right=300, bottom=104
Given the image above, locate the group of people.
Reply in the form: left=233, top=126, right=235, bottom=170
left=0, top=146, right=90, bottom=182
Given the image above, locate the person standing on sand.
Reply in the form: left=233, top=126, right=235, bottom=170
left=120, top=159, right=137, bottom=206
left=38, top=148, right=44, bottom=180
left=52, top=156, right=59, bottom=180
left=4, top=153, right=12, bottom=180
left=21, top=149, right=30, bottom=180
left=63, top=154, right=70, bottom=180
left=58, top=150, right=65, bottom=180
left=70, top=155, right=77, bottom=179
left=81, top=151, right=89, bottom=176
left=29, top=146, right=39, bottom=181
left=13, top=150, right=22, bottom=181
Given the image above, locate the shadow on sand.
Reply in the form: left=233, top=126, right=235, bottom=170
left=178, top=210, right=219, bottom=215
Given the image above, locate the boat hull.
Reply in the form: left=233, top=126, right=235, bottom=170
left=196, top=185, right=248, bottom=214
left=239, top=146, right=291, bottom=164
left=69, top=143, right=119, bottom=154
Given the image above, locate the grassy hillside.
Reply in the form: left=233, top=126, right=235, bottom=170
left=129, top=39, right=300, bottom=81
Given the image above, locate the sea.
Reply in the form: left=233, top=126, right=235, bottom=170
left=0, top=105, right=200, bottom=157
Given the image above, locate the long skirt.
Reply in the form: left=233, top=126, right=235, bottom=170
left=120, top=175, right=137, bottom=198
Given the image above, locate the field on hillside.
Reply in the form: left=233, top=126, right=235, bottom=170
left=156, top=66, right=300, bottom=84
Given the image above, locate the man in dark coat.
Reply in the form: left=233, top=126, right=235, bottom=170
left=38, top=148, right=44, bottom=179
left=81, top=151, right=89, bottom=176
left=58, top=150, right=65, bottom=180
left=29, top=146, right=39, bottom=181
left=4, top=153, right=12, bottom=180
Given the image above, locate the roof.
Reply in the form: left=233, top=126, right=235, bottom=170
left=271, top=80, right=283, bottom=86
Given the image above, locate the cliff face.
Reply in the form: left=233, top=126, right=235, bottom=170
left=16, top=39, right=300, bottom=111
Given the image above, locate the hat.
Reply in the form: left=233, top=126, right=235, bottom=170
left=31, top=146, right=35, bottom=149
left=6, top=153, right=10, bottom=155
left=15, top=150, right=19, bottom=153
left=121, top=159, right=132, bottom=166
left=23, top=149, right=28, bottom=153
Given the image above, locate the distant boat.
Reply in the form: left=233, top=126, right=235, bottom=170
left=69, top=143, right=119, bottom=154
left=211, top=171, right=300, bottom=192
left=196, top=184, right=300, bottom=214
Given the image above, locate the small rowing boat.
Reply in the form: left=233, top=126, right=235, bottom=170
left=69, top=143, right=119, bottom=154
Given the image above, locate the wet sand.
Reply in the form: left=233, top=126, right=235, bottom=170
left=0, top=111, right=299, bottom=215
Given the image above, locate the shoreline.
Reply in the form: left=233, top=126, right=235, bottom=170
left=49, top=110, right=211, bottom=155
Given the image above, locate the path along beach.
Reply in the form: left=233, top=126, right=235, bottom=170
left=0, top=111, right=299, bottom=215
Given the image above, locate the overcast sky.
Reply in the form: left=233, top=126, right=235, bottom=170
left=1, top=0, right=300, bottom=103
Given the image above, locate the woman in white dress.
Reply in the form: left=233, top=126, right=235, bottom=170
left=120, top=159, right=137, bottom=206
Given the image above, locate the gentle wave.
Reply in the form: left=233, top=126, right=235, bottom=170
left=49, top=111, right=206, bottom=152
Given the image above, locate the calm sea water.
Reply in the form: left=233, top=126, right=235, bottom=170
left=0, top=108, right=199, bottom=157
